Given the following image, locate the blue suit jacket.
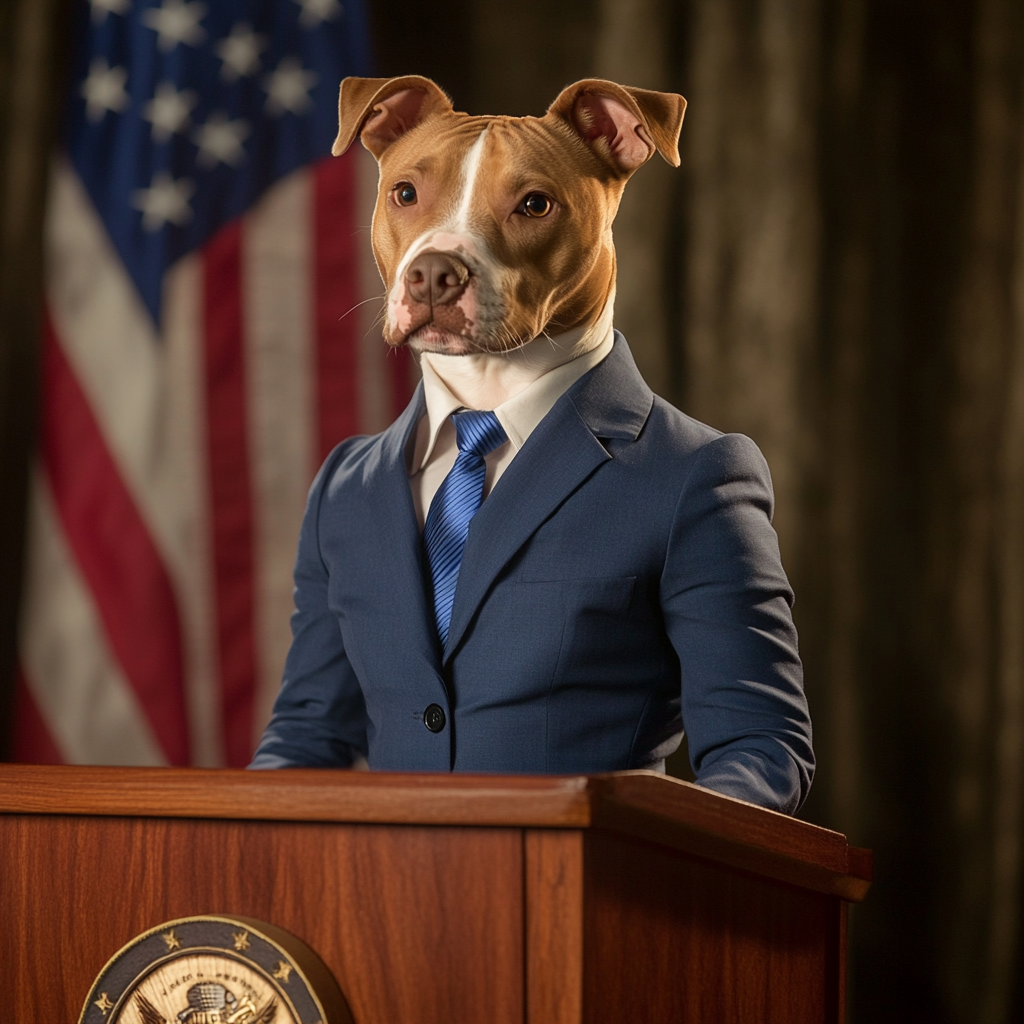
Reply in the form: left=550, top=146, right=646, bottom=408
left=251, top=334, right=814, bottom=813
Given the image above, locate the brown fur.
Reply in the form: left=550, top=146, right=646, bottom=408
left=333, top=76, right=686, bottom=355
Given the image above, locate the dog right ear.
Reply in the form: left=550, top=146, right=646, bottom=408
left=547, top=79, right=685, bottom=176
left=332, top=76, right=453, bottom=159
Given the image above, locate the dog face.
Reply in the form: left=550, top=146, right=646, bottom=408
left=332, top=76, right=685, bottom=356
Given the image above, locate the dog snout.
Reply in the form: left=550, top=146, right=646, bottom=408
left=405, top=252, right=470, bottom=307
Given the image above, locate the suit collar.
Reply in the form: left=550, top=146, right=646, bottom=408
left=411, top=323, right=616, bottom=470
left=565, top=330, right=653, bottom=441
left=379, top=330, right=650, bottom=473
left=381, top=379, right=426, bottom=474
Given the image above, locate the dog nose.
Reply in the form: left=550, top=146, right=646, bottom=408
left=405, top=252, right=470, bottom=307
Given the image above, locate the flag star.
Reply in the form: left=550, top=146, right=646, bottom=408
left=90, top=0, right=129, bottom=23
left=143, top=82, right=197, bottom=143
left=295, top=0, right=343, bottom=28
left=193, top=112, right=250, bottom=167
left=264, top=57, right=318, bottom=116
left=216, top=22, right=266, bottom=82
left=142, top=0, right=206, bottom=52
left=81, top=58, right=129, bottom=123
left=132, top=171, right=195, bottom=231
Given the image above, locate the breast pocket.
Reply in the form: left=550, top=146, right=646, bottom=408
left=463, top=575, right=639, bottom=709
left=511, top=575, right=637, bottom=677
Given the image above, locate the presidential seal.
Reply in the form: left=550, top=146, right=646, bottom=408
left=78, top=916, right=352, bottom=1024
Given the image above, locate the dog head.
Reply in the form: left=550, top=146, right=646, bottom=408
left=333, top=75, right=685, bottom=356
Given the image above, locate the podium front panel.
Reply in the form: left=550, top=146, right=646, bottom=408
left=1, top=814, right=524, bottom=1024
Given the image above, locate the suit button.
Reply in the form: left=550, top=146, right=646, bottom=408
left=423, top=704, right=446, bottom=733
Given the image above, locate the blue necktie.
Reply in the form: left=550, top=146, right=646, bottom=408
left=424, top=410, right=508, bottom=646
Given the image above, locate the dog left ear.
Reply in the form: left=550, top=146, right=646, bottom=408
left=333, top=75, right=453, bottom=159
left=547, top=79, right=685, bottom=175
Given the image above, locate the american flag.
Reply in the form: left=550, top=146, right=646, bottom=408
left=13, top=0, right=410, bottom=767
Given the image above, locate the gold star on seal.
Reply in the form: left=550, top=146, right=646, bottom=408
left=94, top=992, right=113, bottom=1015
left=272, top=960, right=293, bottom=983
left=232, top=929, right=250, bottom=950
left=161, top=929, right=181, bottom=951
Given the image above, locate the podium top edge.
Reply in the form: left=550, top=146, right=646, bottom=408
left=0, top=765, right=872, bottom=901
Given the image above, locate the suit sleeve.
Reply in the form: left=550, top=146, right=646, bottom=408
left=660, top=432, right=814, bottom=814
left=249, top=447, right=368, bottom=769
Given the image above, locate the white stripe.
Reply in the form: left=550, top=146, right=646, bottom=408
left=243, top=169, right=317, bottom=745
left=47, top=162, right=168, bottom=537
left=20, top=471, right=166, bottom=766
left=355, top=145, right=393, bottom=433
left=162, top=253, right=222, bottom=767
left=45, top=160, right=221, bottom=765
left=452, top=129, right=488, bottom=232
left=388, top=131, right=489, bottom=290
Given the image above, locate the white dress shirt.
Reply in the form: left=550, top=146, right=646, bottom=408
left=408, top=318, right=615, bottom=529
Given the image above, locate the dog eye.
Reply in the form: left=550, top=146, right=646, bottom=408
left=393, top=183, right=417, bottom=207
left=521, top=193, right=553, bottom=218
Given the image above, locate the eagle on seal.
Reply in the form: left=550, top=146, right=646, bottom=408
left=134, top=983, right=277, bottom=1024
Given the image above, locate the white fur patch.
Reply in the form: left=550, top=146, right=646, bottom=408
left=386, top=128, right=507, bottom=344
left=452, top=129, right=488, bottom=232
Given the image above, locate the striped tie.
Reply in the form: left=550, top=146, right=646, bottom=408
left=423, top=410, right=508, bottom=645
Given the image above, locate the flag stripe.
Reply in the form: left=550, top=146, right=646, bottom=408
left=162, top=252, right=223, bottom=767
left=315, top=152, right=362, bottom=461
left=20, top=470, right=167, bottom=766
left=12, top=667, right=64, bottom=765
left=40, top=320, right=189, bottom=764
left=243, top=169, right=317, bottom=747
left=203, top=221, right=258, bottom=768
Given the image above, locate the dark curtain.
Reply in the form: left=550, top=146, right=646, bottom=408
left=2, top=0, right=1023, bottom=1019
left=0, top=0, right=68, bottom=760
left=673, top=2, right=1024, bottom=1019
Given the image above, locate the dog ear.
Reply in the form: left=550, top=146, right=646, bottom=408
left=547, top=79, right=685, bottom=175
left=332, top=76, right=453, bottom=159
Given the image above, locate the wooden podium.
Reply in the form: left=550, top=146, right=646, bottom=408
left=0, top=766, right=870, bottom=1023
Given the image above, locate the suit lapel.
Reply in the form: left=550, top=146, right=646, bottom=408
left=362, top=383, right=445, bottom=669
left=443, top=334, right=655, bottom=661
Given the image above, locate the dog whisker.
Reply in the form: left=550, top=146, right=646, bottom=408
left=337, top=294, right=388, bottom=323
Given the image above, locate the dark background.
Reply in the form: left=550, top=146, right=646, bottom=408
left=2, top=0, right=1023, bottom=1020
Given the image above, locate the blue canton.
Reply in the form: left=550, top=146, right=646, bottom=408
left=68, top=0, right=371, bottom=323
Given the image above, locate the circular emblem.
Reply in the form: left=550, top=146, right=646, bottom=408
left=79, top=916, right=352, bottom=1024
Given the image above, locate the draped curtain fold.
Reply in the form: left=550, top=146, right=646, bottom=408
left=0, top=0, right=67, bottom=760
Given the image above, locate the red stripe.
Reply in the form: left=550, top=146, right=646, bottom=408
left=12, top=665, right=64, bottom=764
left=203, top=221, right=258, bottom=768
left=314, top=152, right=362, bottom=462
left=389, top=346, right=415, bottom=417
left=40, top=315, right=190, bottom=764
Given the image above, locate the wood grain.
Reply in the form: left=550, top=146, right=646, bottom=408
left=0, top=769, right=869, bottom=1022
left=525, top=830, right=584, bottom=1024
left=581, top=830, right=844, bottom=1024
left=0, top=766, right=872, bottom=900
left=593, top=773, right=872, bottom=901
left=0, top=814, right=523, bottom=1024
left=0, top=764, right=591, bottom=825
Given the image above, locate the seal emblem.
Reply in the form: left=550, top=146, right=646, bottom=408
left=78, top=917, right=352, bottom=1024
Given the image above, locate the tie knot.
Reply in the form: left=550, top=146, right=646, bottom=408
left=453, top=410, right=507, bottom=457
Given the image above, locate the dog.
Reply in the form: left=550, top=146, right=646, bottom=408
left=252, top=75, right=814, bottom=816
left=331, top=74, right=685, bottom=407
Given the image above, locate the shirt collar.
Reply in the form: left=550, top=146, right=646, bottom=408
left=410, top=308, right=615, bottom=474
